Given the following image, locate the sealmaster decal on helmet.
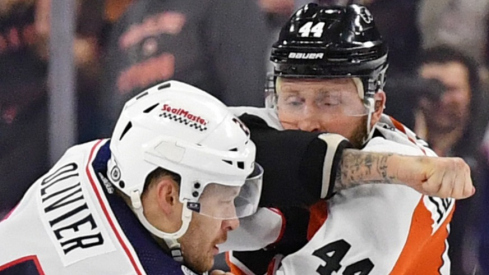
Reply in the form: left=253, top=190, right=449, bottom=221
left=159, top=104, right=208, bottom=131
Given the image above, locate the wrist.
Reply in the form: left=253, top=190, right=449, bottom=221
left=390, top=154, right=426, bottom=187
left=386, top=153, right=403, bottom=184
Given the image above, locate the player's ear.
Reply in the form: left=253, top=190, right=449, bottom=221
left=155, top=177, right=180, bottom=215
left=371, top=90, right=386, bottom=124
left=140, top=176, right=183, bottom=233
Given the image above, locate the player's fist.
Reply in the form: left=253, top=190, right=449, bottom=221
left=396, top=155, right=474, bottom=199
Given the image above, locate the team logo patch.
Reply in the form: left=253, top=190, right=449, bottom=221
left=160, top=104, right=208, bottom=132
left=110, top=166, right=121, bottom=182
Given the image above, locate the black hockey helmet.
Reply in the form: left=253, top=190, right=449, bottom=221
left=269, top=3, right=388, bottom=99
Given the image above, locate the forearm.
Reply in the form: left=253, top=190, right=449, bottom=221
left=334, top=149, right=398, bottom=192
left=333, top=149, right=474, bottom=199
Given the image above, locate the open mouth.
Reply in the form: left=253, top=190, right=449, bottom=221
left=213, top=245, right=220, bottom=255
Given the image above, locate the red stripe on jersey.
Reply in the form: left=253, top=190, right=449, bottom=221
left=390, top=117, right=427, bottom=155
left=267, top=256, right=278, bottom=275
left=85, top=140, right=143, bottom=275
left=307, top=200, right=328, bottom=240
left=266, top=254, right=285, bottom=275
left=268, top=208, right=286, bottom=245
left=0, top=255, right=45, bottom=275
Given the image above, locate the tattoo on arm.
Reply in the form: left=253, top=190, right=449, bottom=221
left=334, top=149, right=396, bottom=192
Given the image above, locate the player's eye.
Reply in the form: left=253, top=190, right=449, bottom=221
left=316, top=94, right=341, bottom=106
left=284, top=96, right=305, bottom=107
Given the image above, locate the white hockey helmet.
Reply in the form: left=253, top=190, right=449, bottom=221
left=107, top=80, right=263, bottom=249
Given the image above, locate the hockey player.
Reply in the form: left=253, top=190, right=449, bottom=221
left=0, top=81, right=264, bottom=274
left=226, top=3, right=461, bottom=274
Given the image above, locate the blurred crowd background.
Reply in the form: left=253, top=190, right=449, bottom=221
left=1, top=0, right=489, bottom=274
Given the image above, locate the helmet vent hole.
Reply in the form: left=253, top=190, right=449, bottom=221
left=158, top=82, right=171, bottom=90
left=143, top=103, right=159, bottom=113
left=237, top=161, right=245, bottom=169
left=223, top=160, right=232, bottom=165
left=229, top=148, right=238, bottom=152
left=120, top=122, right=133, bottom=140
left=119, top=181, right=125, bottom=188
left=136, top=91, right=149, bottom=100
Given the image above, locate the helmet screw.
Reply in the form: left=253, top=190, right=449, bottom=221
left=119, top=181, right=125, bottom=188
left=192, top=191, right=199, bottom=197
left=194, top=182, right=201, bottom=189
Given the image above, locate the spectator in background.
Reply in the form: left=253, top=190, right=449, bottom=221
left=0, top=0, right=105, bottom=216
left=0, top=0, right=49, bottom=216
left=101, top=0, right=269, bottom=136
left=418, top=0, right=489, bottom=66
left=415, top=46, right=488, bottom=274
left=415, top=46, right=487, bottom=164
left=383, top=75, right=446, bottom=130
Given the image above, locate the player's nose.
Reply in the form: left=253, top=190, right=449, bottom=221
left=298, top=108, right=321, bottom=132
left=222, top=217, right=240, bottom=231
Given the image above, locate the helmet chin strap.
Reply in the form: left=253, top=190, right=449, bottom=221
left=130, top=190, right=192, bottom=262
left=354, top=78, right=376, bottom=146
left=363, top=97, right=376, bottom=145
